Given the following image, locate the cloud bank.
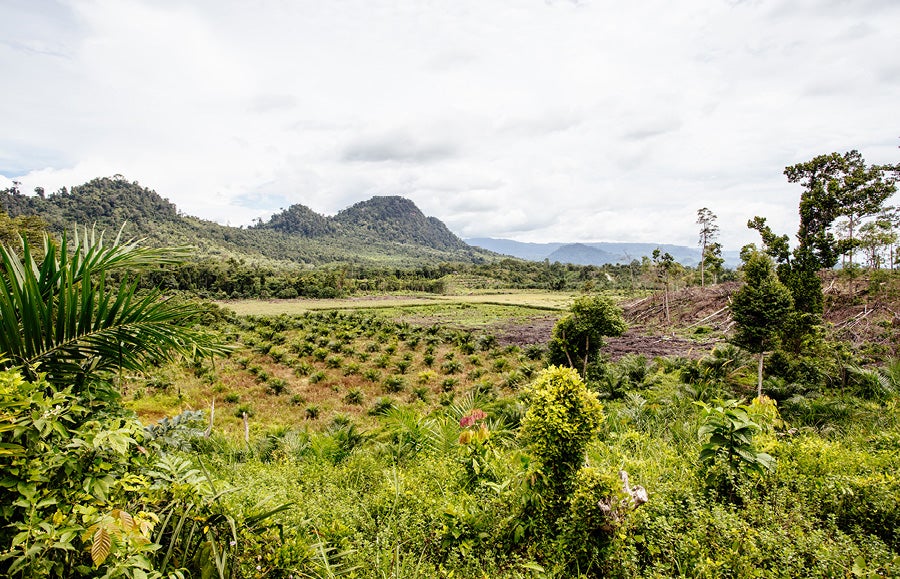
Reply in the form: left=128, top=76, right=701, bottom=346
left=1, top=0, right=898, bottom=250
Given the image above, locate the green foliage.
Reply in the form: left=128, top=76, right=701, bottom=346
left=382, top=374, right=407, bottom=393
left=0, top=368, right=295, bottom=578
left=0, top=227, right=228, bottom=388
left=520, top=366, right=605, bottom=512
left=696, top=399, right=775, bottom=497
left=731, top=250, right=795, bottom=396
left=784, top=150, right=896, bottom=270
left=548, top=295, right=627, bottom=375
left=731, top=251, right=794, bottom=355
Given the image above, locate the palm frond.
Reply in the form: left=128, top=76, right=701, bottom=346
left=0, top=226, right=228, bottom=386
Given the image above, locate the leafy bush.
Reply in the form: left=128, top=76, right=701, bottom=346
left=266, top=377, right=288, bottom=395
left=383, top=375, right=407, bottom=393
left=293, top=361, right=313, bottom=377
left=696, top=399, right=775, bottom=499
left=441, top=360, right=462, bottom=375
left=521, top=366, right=605, bottom=517
left=369, top=397, right=395, bottom=416
left=344, top=388, right=364, bottom=405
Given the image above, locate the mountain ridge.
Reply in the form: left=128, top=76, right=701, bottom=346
left=0, top=176, right=492, bottom=267
left=467, top=237, right=742, bottom=268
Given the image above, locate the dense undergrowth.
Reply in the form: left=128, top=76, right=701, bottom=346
left=5, top=301, right=900, bottom=577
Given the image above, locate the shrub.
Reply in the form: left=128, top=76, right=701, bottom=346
left=266, top=377, right=288, bottom=395
left=268, top=345, right=287, bottom=363
left=696, top=399, right=775, bottom=499
left=293, top=361, right=313, bottom=377
left=383, top=374, right=407, bottom=393
left=521, top=366, right=605, bottom=510
left=442, top=360, right=462, bottom=375
left=503, top=370, right=524, bottom=389
left=369, top=396, right=395, bottom=416
left=224, top=393, right=240, bottom=404
left=477, top=334, right=498, bottom=351
left=234, top=403, right=255, bottom=418
left=344, top=388, right=364, bottom=405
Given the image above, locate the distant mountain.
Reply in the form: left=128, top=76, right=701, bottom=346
left=547, top=243, right=618, bottom=266
left=467, top=237, right=741, bottom=268
left=257, top=203, right=335, bottom=237
left=0, top=176, right=493, bottom=266
left=332, top=196, right=468, bottom=251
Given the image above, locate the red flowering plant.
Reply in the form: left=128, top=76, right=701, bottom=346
left=457, top=409, right=496, bottom=485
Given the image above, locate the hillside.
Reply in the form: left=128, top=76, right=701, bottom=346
left=0, top=176, right=494, bottom=266
left=488, top=273, right=900, bottom=362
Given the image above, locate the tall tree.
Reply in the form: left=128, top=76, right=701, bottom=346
left=704, top=241, right=725, bottom=285
left=696, top=208, right=719, bottom=287
left=651, top=248, right=675, bottom=325
left=784, top=150, right=896, bottom=269
left=858, top=211, right=897, bottom=269
left=730, top=250, right=794, bottom=399
left=747, top=151, right=896, bottom=352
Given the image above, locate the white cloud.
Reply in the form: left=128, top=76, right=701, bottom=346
left=1, top=0, right=898, bottom=252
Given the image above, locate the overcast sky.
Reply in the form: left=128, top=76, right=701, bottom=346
left=1, top=0, right=898, bottom=251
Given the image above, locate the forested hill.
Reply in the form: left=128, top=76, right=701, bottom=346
left=256, top=195, right=469, bottom=252
left=0, top=176, right=494, bottom=266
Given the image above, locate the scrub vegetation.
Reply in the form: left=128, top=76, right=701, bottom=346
left=1, top=148, right=900, bottom=577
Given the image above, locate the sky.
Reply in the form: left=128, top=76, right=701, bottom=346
left=1, top=0, right=898, bottom=252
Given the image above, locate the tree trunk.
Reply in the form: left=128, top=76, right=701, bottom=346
left=204, top=398, right=215, bottom=438
left=664, top=282, right=670, bottom=325
left=583, top=336, right=589, bottom=376
left=700, top=241, right=706, bottom=287
left=561, top=329, right=574, bottom=368
left=757, top=352, right=764, bottom=400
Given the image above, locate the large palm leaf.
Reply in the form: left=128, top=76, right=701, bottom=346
left=0, top=226, right=229, bottom=386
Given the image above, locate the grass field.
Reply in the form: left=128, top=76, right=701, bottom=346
left=216, top=289, right=578, bottom=317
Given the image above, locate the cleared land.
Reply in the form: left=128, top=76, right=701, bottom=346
left=216, top=289, right=577, bottom=316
